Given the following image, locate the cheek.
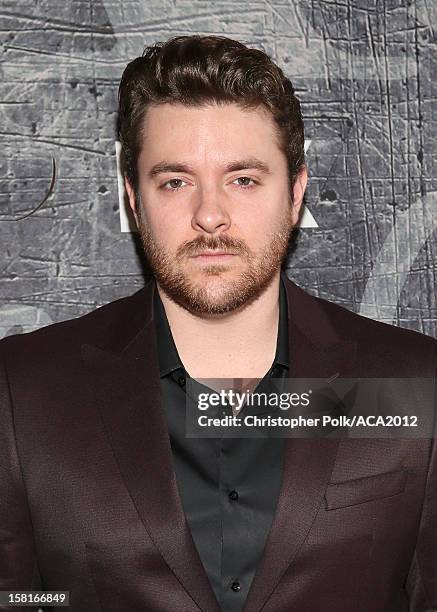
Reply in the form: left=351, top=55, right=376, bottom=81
left=143, top=207, right=191, bottom=250
left=231, top=220, right=276, bottom=255
left=139, top=184, right=192, bottom=231
left=232, top=199, right=290, bottom=240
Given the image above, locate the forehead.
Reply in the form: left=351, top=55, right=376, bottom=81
left=138, top=102, right=283, bottom=163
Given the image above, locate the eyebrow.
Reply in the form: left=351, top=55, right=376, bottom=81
left=147, top=157, right=272, bottom=178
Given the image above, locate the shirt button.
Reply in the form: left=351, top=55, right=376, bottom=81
left=231, top=581, right=241, bottom=592
left=177, top=376, right=186, bottom=387
left=228, top=490, right=239, bottom=502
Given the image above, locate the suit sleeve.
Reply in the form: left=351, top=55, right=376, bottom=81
left=406, top=362, right=437, bottom=611
left=0, top=350, right=42, bottom=604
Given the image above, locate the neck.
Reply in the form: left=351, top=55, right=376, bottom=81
left=157, top=272, right=282, bottom=379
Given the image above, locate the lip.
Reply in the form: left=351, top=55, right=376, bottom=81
left=190, top=251, right=238, bottom=263
left=192, top=251, right=237, bottom=257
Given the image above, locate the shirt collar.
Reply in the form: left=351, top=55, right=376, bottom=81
left=153, top=276, right=289, bottom=378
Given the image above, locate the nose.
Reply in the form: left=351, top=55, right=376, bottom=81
left=191, top=186, right=231, bottom=235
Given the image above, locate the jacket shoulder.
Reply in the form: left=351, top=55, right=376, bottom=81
left=312, top=289, right=436, bottom=375
left=285, top=277, right=436, bottom=376
left=318, top=291, right=435, bottom=348
left=0, top=287, right=148, bottom=360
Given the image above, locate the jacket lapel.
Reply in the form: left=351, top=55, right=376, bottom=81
left=81, top=279, right=221, bottom=612
left=243, top=275, right=357, bottom=612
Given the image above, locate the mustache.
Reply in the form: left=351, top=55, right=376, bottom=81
left=177, top=235, right=250, bottom=258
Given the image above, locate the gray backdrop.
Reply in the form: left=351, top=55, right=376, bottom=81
left=1, top=0, right=436, bottom=339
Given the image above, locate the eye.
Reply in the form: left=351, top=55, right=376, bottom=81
left=233, top=176, right=257, bottom=189
left=161, top=178, right=187, bottom=191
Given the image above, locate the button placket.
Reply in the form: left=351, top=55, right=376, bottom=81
left=228, top=490, right=239, bottom=502
left=177, top=375, right=186, bottom=387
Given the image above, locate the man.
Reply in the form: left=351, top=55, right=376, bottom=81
left=0, top=35, right=436, bottom=612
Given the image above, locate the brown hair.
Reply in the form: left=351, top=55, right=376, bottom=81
left=118, top=35, right=305, bottom=194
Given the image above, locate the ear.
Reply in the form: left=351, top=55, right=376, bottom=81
left=290, top=166, right=308, bottom=226
left=124, top=177, right=140, bottom=227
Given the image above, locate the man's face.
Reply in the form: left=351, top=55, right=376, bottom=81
left=125, top=102, right=307, bottom=315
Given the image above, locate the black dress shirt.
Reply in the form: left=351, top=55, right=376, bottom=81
left=153, top=279, right=289, bottom=612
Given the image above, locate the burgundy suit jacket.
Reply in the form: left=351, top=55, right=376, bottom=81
left=1, top=275, right=436, bottom=611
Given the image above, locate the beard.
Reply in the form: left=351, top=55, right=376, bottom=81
left=137, top=206, right=293, bottom=316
